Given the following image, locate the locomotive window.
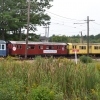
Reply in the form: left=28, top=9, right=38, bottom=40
left=39, top=45, right=43, bottom=49
left=28, top=45, right=35, bottom=49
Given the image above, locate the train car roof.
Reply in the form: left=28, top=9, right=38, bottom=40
left=8, top=41, right=66, bottom=45
left=67, top=43, right=100, bottom=45
left=0, top=40, right=6, bottom=44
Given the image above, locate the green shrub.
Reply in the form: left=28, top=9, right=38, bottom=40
left=79, top=55, right=92, bottom=63
left=31, top=86, right=63, bottom=100
left=0, top=80, right=27, bottom=100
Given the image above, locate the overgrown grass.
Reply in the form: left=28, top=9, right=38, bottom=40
left=0, top=56, right=100, bottom=100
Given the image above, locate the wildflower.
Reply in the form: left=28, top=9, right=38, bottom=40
left=91, top=89, right=96, bottom=94
left=84, top=96, right=87, bottom=100
left=32, top=83, right=38, bottom=88
left=49, top=91, right=54, bottom=95
left=75, top=98, right=80, bottom=100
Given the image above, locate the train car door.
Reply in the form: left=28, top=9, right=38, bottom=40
left=61, top=45, right=66, bottom=54
left=0, top=44, right=1, bottom=56
left=0, top=44, right=6, bottom=56
left=38, top=45, right=44, bottom=56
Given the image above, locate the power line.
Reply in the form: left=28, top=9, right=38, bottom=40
left=51, top=22, right=76, bottom=28
left=46, top=11, right=83, bottom=21
left=51, top=17, right=75, bottom=23
left=92, top=22, right=100, bottom=26
left=50, top=21, right=87, bottom=30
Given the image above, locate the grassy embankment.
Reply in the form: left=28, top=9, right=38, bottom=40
left=0, top=56, right=100, bottom=100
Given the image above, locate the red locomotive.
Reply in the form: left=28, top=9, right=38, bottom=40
left=7, top=41, right=67, bottom=57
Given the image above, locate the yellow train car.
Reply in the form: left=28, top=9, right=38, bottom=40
left=91, top=43, right=100, bottom=56
left=67, top=43, right=92, bottom=55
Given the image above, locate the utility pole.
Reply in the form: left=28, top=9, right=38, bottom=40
left=84, top=16, right=95, bottom=56
left=80, top=31, right=83, bottom=43
left=43, top=25, right=49, bottom=42
left=47, top=25, right=49, bottom=38
left=74, top=16, right=95, bottom=56
left=25, top=0, right=30, bottom=59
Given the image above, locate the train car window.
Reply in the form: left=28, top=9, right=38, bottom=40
left=28, top=45, right=35, bottom=49
left=46, top=46, right=49, bottom=49
left=73, top=45, right=76, bottom=49
left=39, top=45, right=43, bottom=49
left=79, top=46, right=86, bottom=49
left=52, top=46, right=54, bottom=49
left=83, top=46, right=86, bottom=49
left=57, top=46, right=60, bottom=49
left=17, top=45, right=19, bottom=49
left=2, top=45, right=4, bottom=50
left=79, top=46, right=82, bottom=49
left=46, top=46, right=53, bottom=49
left=49, top=46, right=52, bottom=49
left=16, top=45, right=22, bottom=49
left=13, top=44, right=16, bottom=47
left=94, top=46, right=98, bottom=49
left=19, top=45, right=22, bottom=49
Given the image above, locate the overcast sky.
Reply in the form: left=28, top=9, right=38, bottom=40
left=36, top=0, right=100, bottom=37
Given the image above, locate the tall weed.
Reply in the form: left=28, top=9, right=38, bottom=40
left=0, top=57, right=100, bottom=100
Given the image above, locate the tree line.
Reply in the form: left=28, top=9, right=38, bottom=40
left=49, top=34, right=100, bottom=43
left=0, top=0, right=100, bottom=43
left=0, top=0, right=53, bottom=40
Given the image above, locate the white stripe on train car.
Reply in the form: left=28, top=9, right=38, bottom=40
left=43, top=50, right=57, bottom=53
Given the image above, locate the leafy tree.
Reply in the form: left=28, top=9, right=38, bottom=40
left=49, top=35, right=69, bottom=42
left=0, top=0, right=53, bottom=40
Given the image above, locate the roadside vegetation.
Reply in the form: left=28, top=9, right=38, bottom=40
left=79, top=55, right=93, bottom=63
left=0, top=56, right=100, bottom=100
